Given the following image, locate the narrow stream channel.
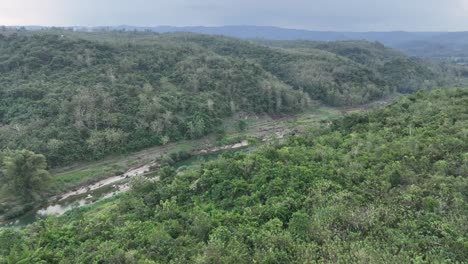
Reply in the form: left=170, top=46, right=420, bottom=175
left=1, top=144, right=253, bottom=228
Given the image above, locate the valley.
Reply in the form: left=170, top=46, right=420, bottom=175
left=1, top=104, right=344, bottom=226
left=1, top=88, right=465, bottom=263
left=0, top=28, right=466, bottom=263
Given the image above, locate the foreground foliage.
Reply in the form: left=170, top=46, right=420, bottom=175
left=1, top=88, right=466, bottom=263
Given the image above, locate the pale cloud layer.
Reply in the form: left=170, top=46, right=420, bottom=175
left=1, top=0, right=468, bottom=31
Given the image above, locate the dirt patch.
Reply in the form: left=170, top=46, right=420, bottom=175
left=57, top=164, right=153, bottom=201
left=191, top=140, right=249, bottom=155
left=269, top=113, right=288, bottom=120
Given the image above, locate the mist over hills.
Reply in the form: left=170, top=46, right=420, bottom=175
left=138, top=26, right=468, bottom=59
left=7, top=25, right=468, bottom=58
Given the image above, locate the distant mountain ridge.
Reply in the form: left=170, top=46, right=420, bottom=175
left=5, top=25, right=468, bottom=58
left=85, top=25, right=444, bottom=44
left=143, top=26, right=468, bottom=58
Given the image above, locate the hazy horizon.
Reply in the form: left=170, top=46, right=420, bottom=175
left=4, top=24, right=468, bottom=33
left=2, top=0, right=468, bottom=32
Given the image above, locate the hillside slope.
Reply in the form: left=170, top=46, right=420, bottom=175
left=147, top=26, right=468, bottom=58
left=0, top=31, right=456, bottom=165
left=1, top=88, right=466, bottom=263
left=0, top=32, right=308, bottom=165
left=12, top=26, right=468, bottom=58
left=166, top=34, right=452, bottom=103
left=71, top=25, right=468, bottom=58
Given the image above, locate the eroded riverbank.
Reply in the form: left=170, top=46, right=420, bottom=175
left=1, top=140, right=252, bottom=227
left=1, top=104, right=350, bottom=227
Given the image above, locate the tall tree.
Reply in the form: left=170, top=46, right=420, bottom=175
left=1, top=150, right=51, bottom=201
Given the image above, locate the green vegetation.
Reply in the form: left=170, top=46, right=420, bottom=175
left=4, top=102, right=331, bottom=212
left=53, top=163, right=125, bottom=191
left=0, top=30, right=458, bottom=167
left=0, top=31, right=308, bottom=166
left=1, top=89, right=466, bottom=263
left=0, top=150, right=51, bottom=202
left=256, top=39, right=468, bottom=89
left=182, top=36, right=459, bottom=103
left=236, top=119, right=248, bottom=132
left=0, top=29, right=466, bottom=262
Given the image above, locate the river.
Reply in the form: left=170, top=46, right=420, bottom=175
left=1, top=142, right=252, bottom=228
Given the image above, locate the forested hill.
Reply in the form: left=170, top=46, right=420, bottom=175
left=1, top=88, right=466, bottom=263
left=0, top=31, right=460, bottom=165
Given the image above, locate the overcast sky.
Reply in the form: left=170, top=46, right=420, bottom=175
left=1, top=0, right=468, bottom=31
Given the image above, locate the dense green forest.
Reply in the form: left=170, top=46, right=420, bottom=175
left=0, top=30, right=463, bottom=166
left=0, top=31, right=308, bottom=166
left=1, top=88, right=466, bottom=263
left=253, top=39, right=468, bottom=85
left=169, top=34, right=460, bottom=102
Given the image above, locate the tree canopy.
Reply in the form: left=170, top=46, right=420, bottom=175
left=0, top=30, right=461, bottom=166
left=1, top=88, right=466, bottom=263
left=0, top=149, right=51, bottom=201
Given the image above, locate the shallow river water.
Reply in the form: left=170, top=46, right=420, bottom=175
left=1, top=143, right=253, bottom=228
